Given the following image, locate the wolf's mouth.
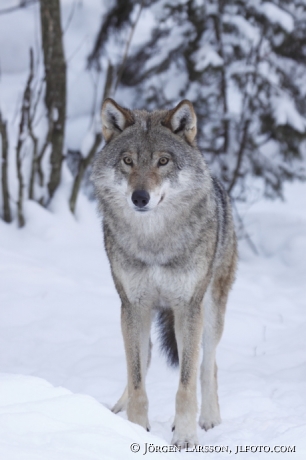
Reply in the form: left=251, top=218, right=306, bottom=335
left=158, top=194, right=165, bottom=205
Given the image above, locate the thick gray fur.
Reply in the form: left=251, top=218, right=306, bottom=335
left=92, top=98, right=238, bottom=447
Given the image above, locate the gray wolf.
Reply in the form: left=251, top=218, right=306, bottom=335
left=92, top=98, right=237, bottom=447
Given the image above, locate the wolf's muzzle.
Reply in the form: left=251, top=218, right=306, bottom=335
left=132, top=190, right=150, bottom=209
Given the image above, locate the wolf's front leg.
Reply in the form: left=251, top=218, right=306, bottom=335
left=112, top=339, right=152, bottom=414
left=121, top=303, right=151, bottom=431
left=172, top=304, right=204, bottom=447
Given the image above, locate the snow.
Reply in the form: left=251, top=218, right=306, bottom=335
left=0, top=180, right=306, bottom=458
left=223, top=14, right=260, bottom=44
left=193, top=46, right=223, bottom=72
left=163, top=62, right=189, bottom=101
left=132, top=8, right=156, bottom=47
left=0, top=374, right=177, bottom=460
left=272, top=96, right=306, bottom=132
left=0, top=4, right=39, bottom=73
left=260, top=3, right=294, bottom=33
left=143, top=23, right=190, bottom=72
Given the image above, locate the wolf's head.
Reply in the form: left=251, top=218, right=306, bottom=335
left=92, top=99, right=209, bottom=218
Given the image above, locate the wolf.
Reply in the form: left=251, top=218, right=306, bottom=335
left=92, top=98, right=237, bottom=447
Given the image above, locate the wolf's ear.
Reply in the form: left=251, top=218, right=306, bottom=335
left=163, top=100, right=197, bottom=143
left=101, top=98, right=134, bottom=142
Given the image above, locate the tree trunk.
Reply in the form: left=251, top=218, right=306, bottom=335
left=0, top=112, right=12, bottom=223
left=39, top=0, right=66, bottom=200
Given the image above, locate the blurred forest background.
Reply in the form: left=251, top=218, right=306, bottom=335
left=0, top=0, right=306, bottom=228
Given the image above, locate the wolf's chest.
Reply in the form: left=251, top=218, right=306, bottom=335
left=117, top=262, right=201, bottom=307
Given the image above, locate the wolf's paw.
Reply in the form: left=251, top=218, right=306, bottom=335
left=198, top=414, right=221, bottom=431
left=127, top=411, right=150, bottom=431
left=129, top=414, right=151, bottom=432
left=127, top=393, right=150, bottom=432
left=111, top=399, right=127, bottom=414
left=171, top=432, right=198, bottom=449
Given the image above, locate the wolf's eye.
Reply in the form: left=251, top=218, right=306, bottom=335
left=123, top=157, right=133, bottom=166
left=158, top=157, right=169, bottom=166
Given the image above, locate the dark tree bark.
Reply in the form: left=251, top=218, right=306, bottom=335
left=0, top=112, right=12, bottom=223
left=26, top=49, right=39, bottom=201
left=39, top=0, right=66, bottom=201
left=16, top=53, right=36, bottom=227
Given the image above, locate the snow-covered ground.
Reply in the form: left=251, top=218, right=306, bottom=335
left=0, top=180, right=305, bottom=459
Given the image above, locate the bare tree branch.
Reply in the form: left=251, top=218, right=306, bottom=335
left=87, top=0, right=135, bottom=69
left=213, top=2, right=229, bottom=155
left=232, top=200, right=258, bottom=255
left=102, top=60, right=114, bottom=102
left=114, top=0, right=144, bottom=93
left=63, top=0, right=77, bottom=34
left=0, top=0, right=38, bottom=15
left=69, top=133, right=102, bottom=214
left=69, top=58, right=114, bottom=214
left=227, top=119, right=250, bottom=195
left=227, top=31, right=265, bottom=196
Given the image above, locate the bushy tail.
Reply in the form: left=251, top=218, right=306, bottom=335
left=156, top=309, right=179, bottom=367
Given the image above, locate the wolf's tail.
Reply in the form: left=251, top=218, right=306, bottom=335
left=156, top=309, right=179, bottom=367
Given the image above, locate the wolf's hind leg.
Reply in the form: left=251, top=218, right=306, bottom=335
left=112, top=339, right=152, bottom=415
left=199, top=281, right=227, bottom=431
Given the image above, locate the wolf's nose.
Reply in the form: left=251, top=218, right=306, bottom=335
left=132, top=190, right=150, bottom=208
